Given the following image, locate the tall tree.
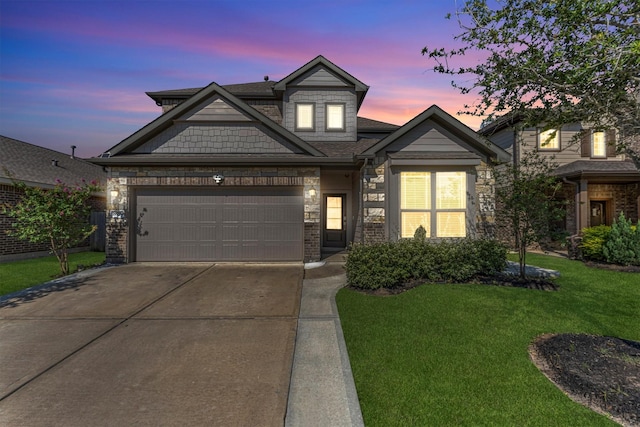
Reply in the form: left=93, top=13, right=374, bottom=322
left=423, top=0, right=640, bottom=160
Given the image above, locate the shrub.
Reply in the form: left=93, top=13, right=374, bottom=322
left=602, top=212, right=640, bottom=266
left=345, top=238, right=507, bottom=290
left=579, top=225, right=611, bottom=261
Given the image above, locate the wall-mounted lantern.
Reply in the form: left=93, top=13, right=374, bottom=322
left=308, top=187, right=317, bottom=202
left=213, top=174, right=225, bottom=185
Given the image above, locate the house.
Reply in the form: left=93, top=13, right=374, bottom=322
left=479, top=117, right=640, bottom=236
left=0, top=135, right=107, bottom=261
left=90, top=55, right=509, bottom=263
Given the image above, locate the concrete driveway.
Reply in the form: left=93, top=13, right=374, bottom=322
left=0, top=263, right=302, bottom=426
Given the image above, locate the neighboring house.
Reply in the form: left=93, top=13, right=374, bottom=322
left=479, top=117, right=640, bottom=236
left=91, top=55, right=509, bottom=263
left=0, top=135, right=107, bottom=261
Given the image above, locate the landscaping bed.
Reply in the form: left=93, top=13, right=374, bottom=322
left=531, top=333, right=640, bottom=427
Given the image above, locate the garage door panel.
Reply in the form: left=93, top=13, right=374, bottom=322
left=135, top=187, right=303, bottom=261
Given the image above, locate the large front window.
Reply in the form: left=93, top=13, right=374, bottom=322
left=400, top=171, right=466, bottom=238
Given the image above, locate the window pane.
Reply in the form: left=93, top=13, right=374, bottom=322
left=539, top=129, right=559, bottom=149
left=437, top=212, right=466, bottom=237
left=401, top=172, right=430, bottom=209
left=297, top=104, right=314, bottom=129
left=436, top=172, right=466, bottom=209
left=327, top=104, right=344, bottom=130
left=401, top=212, right=430, bottom=238
left=592, top=131, right=606, bottom=157
left=326, top=196, right=342, bottom=230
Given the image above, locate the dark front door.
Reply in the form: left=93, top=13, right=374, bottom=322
left=323, top=194, right=346, bottom=248
left=590, top=201, right=607, bottom=227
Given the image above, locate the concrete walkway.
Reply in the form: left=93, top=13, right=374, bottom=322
left=286, top=256, right=363, bottom=427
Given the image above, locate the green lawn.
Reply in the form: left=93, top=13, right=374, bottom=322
left=336, top=253, right=640, bottom=426
left=0, top=251, right=106, bottom=297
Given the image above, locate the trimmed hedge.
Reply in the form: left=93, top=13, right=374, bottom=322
left=345, top=238, right=508, bottom=290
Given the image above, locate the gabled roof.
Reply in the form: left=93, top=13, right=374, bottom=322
left=274, top=55, right=369, bottom=109
left=146, top=81, right=277, bottom=105
left=95, top=82, right=326, bottom=161
left=0, top=135, right=106, bottom=188
left=362, top=105, right=511, bottom=163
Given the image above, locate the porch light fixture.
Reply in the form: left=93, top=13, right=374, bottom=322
left=110, top=189, right=119, bottom=200
left=308, top=187, right=317, bottom=201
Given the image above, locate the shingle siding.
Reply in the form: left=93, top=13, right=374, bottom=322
left=133, top=123, right=303, bottom=154
left=284, top=88, right=357, bottom=142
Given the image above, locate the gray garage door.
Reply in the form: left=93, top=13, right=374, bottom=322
left=134, top=187, right=303, bottom=262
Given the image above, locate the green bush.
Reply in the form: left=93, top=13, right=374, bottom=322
left=345, top=238, right=507, bottom=290
left=602, top=212, right=640, bottom=266
left=579, top=225, right=611, bottom=261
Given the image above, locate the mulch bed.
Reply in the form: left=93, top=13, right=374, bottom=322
left=530, top=333, right=640, bottom=426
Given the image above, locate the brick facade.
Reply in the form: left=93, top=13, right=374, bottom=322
left=0, top=184, right=49, bottom=256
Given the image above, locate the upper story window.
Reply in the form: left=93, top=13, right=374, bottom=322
left=538, top=129, right=560, bottom=151
left=325, top=103, right=345, bottom=131
left=591, top=131, right=606, bottom=158
left=295, top=103, right=315, bottom=131
left=400, top=171, right=467, bottom=238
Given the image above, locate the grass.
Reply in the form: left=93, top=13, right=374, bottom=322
left=336, top=253, right=640, bottom=426
left=0, top=251, right=106, bottom=297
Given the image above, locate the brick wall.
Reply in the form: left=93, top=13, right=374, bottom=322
left=304, top=223, right=320, bottom=262
left=363, top=223, right=385, bottom=243
left=589, top=183, right=640, bottom=224
left=0, top=184, right=50, bottom=256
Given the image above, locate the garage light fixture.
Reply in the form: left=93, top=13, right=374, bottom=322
left=308, top=187, right=317, bottom=201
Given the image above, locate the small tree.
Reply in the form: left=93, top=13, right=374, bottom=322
left=602, top=212, right=640, bottom=266
left=492, top=148, right=566, bottom=278
left=2, top=179, right=100, bottom=276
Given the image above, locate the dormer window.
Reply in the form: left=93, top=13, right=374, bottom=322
left=538, top=129, right=560, bottom=151
left=326, top=103, right=345, bottom=131
left=295, top=103, right=315, bottom=131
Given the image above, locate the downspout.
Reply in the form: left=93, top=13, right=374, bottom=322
left=359, top=158, right=369, bottom=243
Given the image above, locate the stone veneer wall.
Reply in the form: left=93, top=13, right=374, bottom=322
left=106, top=166, right=320, bottom=263
left=474, top=162, right=497, bottom=238
left=362, top=160, right=386, bottom=243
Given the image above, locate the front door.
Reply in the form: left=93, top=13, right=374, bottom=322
left=324, top=194, right=346, bottom=248
left=590, top=201, right=607, bottom=227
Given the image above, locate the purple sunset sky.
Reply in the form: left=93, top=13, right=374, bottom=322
left=0, top=0, right=483, bottom=159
